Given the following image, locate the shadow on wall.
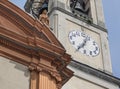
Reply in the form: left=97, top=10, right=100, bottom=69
left=9, top=60, right=30, bottom=78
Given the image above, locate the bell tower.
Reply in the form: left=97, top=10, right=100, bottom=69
left=47, top=0, right=120, bottom=89
left=48, top=0, right=111, bottom=72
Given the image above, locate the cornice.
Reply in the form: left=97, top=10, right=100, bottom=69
left=48, top=7, right=108, bottom=33
left=70, top=60, right=120, bottom=86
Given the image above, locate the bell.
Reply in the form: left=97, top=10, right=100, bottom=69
left=74, top=0, right=86, bottom=13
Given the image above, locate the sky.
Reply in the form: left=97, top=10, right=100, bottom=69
left=9, top=0, right=120, bottom=78
left=102, top=0, right=120, bottom=78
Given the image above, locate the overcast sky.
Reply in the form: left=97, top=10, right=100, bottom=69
left=9, top=0, right=120, bottom=78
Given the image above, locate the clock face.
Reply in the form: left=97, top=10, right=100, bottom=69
left=69, top=30, right=100, bottom=57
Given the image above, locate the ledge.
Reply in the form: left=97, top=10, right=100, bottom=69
left=69, top=60, right=120, bottom=86
left=48, top=7, right=108, bottom=33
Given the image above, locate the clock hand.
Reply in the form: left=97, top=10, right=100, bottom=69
left=76, top=42, right=84, bottom=51
left=76, top=45, right=82, bottom=51
left=82, top=36, right=89, bottom=47
left=76, top=37, right=89, bottom=51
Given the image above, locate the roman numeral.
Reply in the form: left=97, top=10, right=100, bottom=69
left=70, top=36, right=72, bottom=40
left=86, top=36, right=90, bottom=41
left=95, top=47, right=98, bottom=51
left=76, top=32, right=80, bottom=36
left=72, top=41, right=75, bottom=45
left=72, top=33, right=76, bottom=37
left=94, top=50, right=97, bottom=54
left=93, top=41, right=96, bottom=45
left=90, top=51, right=92, bottom=55
left=83, top=50, right=86, bottom=54
left=81, top=32, right=86, bottom=37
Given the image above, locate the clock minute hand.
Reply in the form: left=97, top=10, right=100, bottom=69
left=82, top=36, right=88, bottom=47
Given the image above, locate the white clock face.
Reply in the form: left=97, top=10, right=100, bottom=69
left=69, top=30, right=100, bottom=57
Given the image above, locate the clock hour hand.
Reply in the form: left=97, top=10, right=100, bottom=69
left=76, top=43, right=84, bottom=51
left=76, top=38, right=87, bottom=51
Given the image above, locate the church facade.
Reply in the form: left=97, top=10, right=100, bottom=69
left=0, top=1, right=73, bottom=89
left=0, top=0, right=120, bottom=89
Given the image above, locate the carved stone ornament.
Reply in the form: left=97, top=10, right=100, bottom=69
left=24, top=0, right=49, bottom=18
left=0, top=1, right=73, bottom=89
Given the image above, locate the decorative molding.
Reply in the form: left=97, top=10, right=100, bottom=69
left=0, top=0, right=64, bottom=48
left=48, top=6, right=108, bottom=33
left=70, top=60, right=120, bottom=87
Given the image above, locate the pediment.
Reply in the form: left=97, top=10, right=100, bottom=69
left=0, top=0, right=64, bottom=49
left=0, top=15, right=26, bottom=36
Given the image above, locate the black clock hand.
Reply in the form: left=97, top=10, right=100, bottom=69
left=76, top=36, right=90, bottom=51
left=83, top=36, right=89, bottom=47
left=83, top=38, right=87, bottom=45
left=76, top=44, right=83, bottom=51
left=76, top=42, right=85, bottom=51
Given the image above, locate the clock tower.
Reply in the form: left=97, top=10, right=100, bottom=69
left=48, top=0, right=111, bottom=72
left=47, top=0, right=120, bottom=89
